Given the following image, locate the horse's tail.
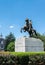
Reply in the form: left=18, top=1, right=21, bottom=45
left=33, top=29, right=37, bottom=36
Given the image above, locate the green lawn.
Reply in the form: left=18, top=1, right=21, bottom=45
left=10, top=52, right=45, bottom=56
left=0, top=52, right=45, bottom=56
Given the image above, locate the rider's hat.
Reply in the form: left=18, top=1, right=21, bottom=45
left=25, top=18, right=29, bottom=22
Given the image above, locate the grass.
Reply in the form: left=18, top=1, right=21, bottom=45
left=10, top=52, right=45, bottom=56
left=0, top=52, right=45, bottom=56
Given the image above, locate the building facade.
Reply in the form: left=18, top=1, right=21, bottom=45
left=0, top=34, right=5, bottom=51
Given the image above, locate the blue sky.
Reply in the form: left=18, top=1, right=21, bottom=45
left=0, top=0, right=45, bottom=38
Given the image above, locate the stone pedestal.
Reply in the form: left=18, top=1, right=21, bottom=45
left=15, top=37, right=44, bottom=52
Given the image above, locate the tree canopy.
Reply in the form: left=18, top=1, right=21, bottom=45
left=5, top=32, right=15, bottom=51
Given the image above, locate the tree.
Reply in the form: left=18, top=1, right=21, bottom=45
left=5, top=32, right=15, bottom=51
left=6, top=42, right=15, bottom=51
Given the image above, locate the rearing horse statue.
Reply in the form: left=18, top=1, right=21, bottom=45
left=20, top=18, right=37, bottom=37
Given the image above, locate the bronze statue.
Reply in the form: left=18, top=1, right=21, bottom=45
left=20, top=18, right=37, bottom=37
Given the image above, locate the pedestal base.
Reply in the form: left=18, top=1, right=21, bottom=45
left=15, top=37, right=44, bottom=52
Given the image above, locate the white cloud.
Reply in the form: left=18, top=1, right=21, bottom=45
left=9, top=25, right=14, bottom=29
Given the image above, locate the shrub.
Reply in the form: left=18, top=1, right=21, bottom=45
left=19, top=55, right=29, bottom=65
left=0, top=55, right=16, bottom=65
left=0, top=53, right=45, bottom=65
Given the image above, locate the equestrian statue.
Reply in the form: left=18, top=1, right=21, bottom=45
left=20, top=18, right=37, bottom=37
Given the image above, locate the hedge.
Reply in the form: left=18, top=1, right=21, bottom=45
left=0, top=52, right=45, bottom=65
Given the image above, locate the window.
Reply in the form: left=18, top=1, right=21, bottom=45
left=1, top=44, right=4, bottom=49
left=1, top=41, right=3, bottom=44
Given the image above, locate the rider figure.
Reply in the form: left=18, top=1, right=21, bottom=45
left=29, top=20, right=33, bottom=31
left=25, top=18, right=29, bottom=29
left=21, top=18, right=37, bottom=37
